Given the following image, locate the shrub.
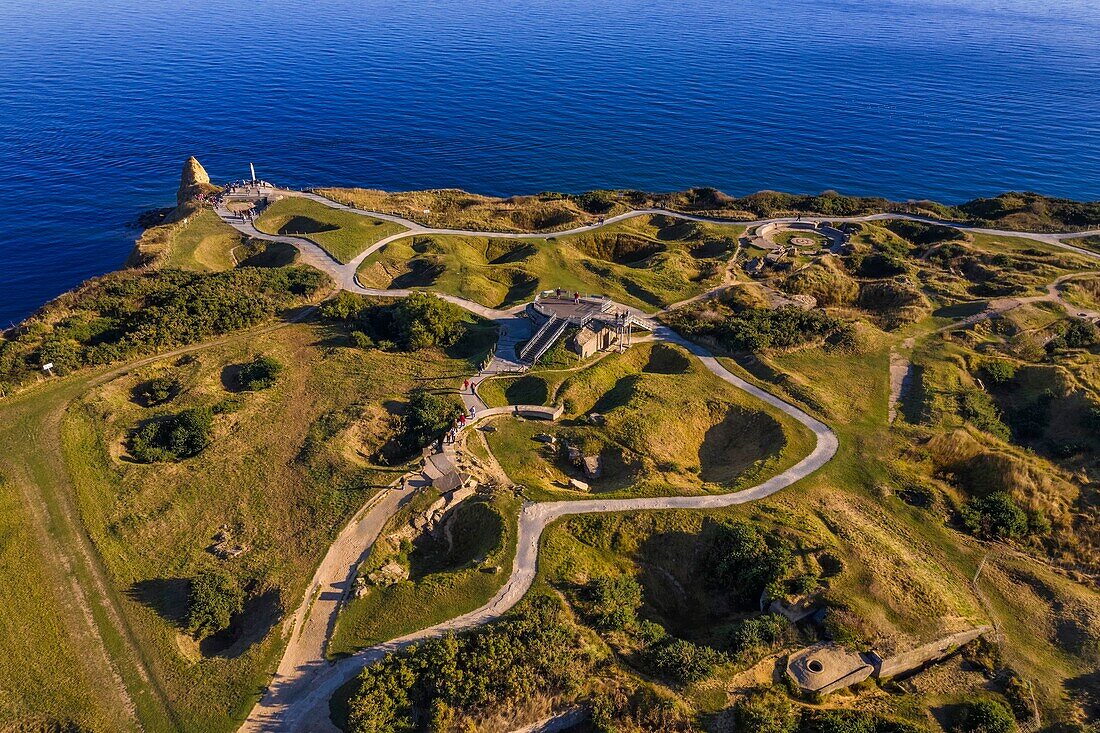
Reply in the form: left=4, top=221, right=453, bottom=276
left=1047, top=318, right=1098, bottom=351
left=236, top=355, right=282, bottom=391
left=980, top=359, right=1017, bottom=386
left=722, top=687, right=798, bottom=733
left=645, top=637, right=726, bottom=685
left=186, top=569, right=243, bottom=639
left=950, top=697, right=1016, bottom=733
left=129, top=407, right=213, bottom=462
left=321, top=292, right=467, bottom=352
left=392, top=293, right=466, bottom=351
left=586, top=574, right=643, bottom=630
left=2, top=266, right=326, bottom=391
left=706, top=520, right=793, bottom=609
left=960, top=492, right=1028, bottom=540
left=958, top=389, right=1010, bottom=440
left=345, top=596, right=592, bottom=733
left=402, top=389, right=463, bottom=452
left=133, top=375, right=181, bottom=406
left=725, top=614, right=792, bottom=657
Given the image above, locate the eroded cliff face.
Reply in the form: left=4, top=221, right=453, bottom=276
left=177, top=155, right=215, bottom=206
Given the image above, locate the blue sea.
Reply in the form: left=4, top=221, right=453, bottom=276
left=1, top=0, right=1098, bottom=326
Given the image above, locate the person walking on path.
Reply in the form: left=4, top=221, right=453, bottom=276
left=463, top=378, right=470, bottom=391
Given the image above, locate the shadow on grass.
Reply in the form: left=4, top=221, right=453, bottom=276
left=128, top=577, right=189, bottom=626
left=200, top=588, right=283, bottom=659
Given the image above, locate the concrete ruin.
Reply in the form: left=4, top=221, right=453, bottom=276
left=787, top=643, right=875, bottom=695
left=785, top=625, right=994, bottom=696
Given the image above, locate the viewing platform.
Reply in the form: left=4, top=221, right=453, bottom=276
left=528, top=292, right=614, bottom=326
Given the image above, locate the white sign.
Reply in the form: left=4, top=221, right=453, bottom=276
left=42, top=362, right=54, bottom=371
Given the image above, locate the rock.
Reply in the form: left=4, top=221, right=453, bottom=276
left=588, top=413, right=606, bottom=426
left=367, top=561, right=409, bottom=587
left=177, top=156, right=216, bottom=206
left=582, top=455, right=602, bottom=479
left=534, top=433, right=556, bottom=444
left=569, top=478, right=590, bottom=492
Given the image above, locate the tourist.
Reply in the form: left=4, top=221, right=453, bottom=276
left=463, top=378, right=470, bottom=391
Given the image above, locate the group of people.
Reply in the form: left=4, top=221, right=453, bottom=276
left=440, top=380, right=480, bottom=446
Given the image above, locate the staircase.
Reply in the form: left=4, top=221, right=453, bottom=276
left=518, top=316, right=567, bottom=364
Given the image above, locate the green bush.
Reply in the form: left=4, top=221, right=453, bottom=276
left=133, top=375, right=181, bottom=406
left=706, top=520, right=793, bottom=609
left=960, top=492, right=1029, bottom=540
left=401, top=389, right=463, bottom=452
left=723, top=687, right=798, bottom=733
left=979, top=359, right=1018, bottom=387
left=129, top=407, right=214, bottom=462
left=958, top=389, right=1011, bottom=440
left=950, top=697, right=1017, bottom=733
left=585, top=574, right=643, bottom=630
left=236, top=355, right=282, bottom=391
left=185, top=569, right=243, bottom=639
left=345, top=596, right=592, bottom=733
left=725, top=613, right=792, bottom=657
left=645, top=637, right=726, bottom=685
left=0, top=265, right=326, bottom=392
left=321, top=292, right=467, bottom=352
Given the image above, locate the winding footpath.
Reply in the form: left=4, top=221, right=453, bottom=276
left=217, top=190, right=1100, bottom=732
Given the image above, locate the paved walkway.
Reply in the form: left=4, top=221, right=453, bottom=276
left=223, top=189, right=1099, bottom=732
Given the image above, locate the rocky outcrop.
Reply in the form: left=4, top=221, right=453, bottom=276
left=177, top=156, right=218, bottom=206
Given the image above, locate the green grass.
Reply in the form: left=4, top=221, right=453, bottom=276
left=161, top=209, right=246, bottom=271
left=357, top=214, right=745, bottom=310
left=772, top=229, right=830, bottom=249
left=1066, top=234, right=1100, bottom=255
left=317, top=187, right=629, bottom=232
left=254, top=197, right=406, bottom=264
left=328, top=491, right=519, bottom=655
left=0, top=315, right=491, bottom=732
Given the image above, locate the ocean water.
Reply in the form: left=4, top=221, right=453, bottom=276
left=1, top=0, right=1098, bottom=326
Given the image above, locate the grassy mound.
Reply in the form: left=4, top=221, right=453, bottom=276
left=254, top=197, right=406, bottom=263
left=780, top=256, right=858, bottom=306
left=486, top=343, right=812, bottom=498
left=357, top=217, right=744, bottom=310
left=329, top=492, right=518, bottom=653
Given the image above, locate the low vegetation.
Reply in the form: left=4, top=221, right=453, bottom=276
left=338, top=596, right=596, bottom=732
left=129, top=406, right=214, bottom=462
left=0, top=265, right=328, bottom=396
